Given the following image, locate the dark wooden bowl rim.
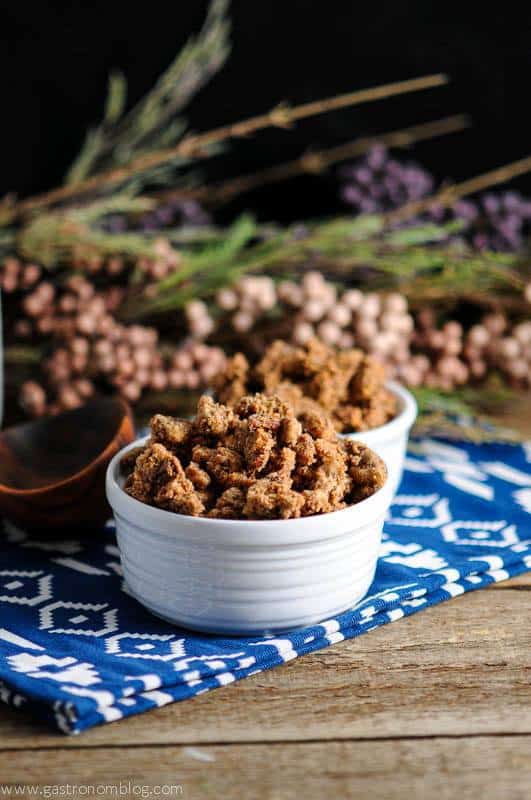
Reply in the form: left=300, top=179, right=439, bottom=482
left=0, top=396, right=133, bottom=496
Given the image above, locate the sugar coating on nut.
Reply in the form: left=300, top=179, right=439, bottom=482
left=122, top=393, right=387, bottom=520
left=212, top=339, right=397, bottom=433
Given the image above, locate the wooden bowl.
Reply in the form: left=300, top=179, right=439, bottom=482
left=0, top=396, right=135, bottom=534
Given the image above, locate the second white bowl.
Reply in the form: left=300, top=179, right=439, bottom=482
left=106, top=438, right=393, bottom=635
left=341, top=381, right=417, bottom=496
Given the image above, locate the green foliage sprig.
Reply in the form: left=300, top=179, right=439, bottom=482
left=119, top=214, right=528, bottom=319
left=65, top=0, right=231, bottom=187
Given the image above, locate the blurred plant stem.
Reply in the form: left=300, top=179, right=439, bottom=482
left=11, top=74, right=448, bottom=218
left=158, top=114, right=470, bottom=207
left=65, top=0, right=231, bottom=186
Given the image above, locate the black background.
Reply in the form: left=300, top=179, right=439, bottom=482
left=2, top=1, right=531, bottom=221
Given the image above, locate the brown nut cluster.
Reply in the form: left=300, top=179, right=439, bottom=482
left=212, top=339, right=397, bottom=433
left=122, top=394, right=387, bottom=520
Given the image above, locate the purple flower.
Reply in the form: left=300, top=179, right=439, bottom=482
left=339, top=144, right=531, bottom=252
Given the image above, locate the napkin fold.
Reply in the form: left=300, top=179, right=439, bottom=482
left=0, top=434, right=530, bottom=733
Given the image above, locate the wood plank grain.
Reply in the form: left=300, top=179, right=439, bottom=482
left=2, top=737, right=531, bottom=799
left=491, top=397, right=531, bottom=438
left=2, top=585, right=531, bottom=748
left=489, top=572, right=531, bottom=589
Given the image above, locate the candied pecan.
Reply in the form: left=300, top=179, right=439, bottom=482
left=306, top=364, right=351, bottom=412
left=207, top=487, right=247, bottom=519
left=239, top=425, right=275, bottom=473
left=297, top=398, right=337, bottom=440
left=294, top=432, right=316, bottom=467
left=267, top=446, right=296, bottom=479
left=151, top=414, right=193, bottom=449
left=194, top=395, right=234, bottom=437
left=125, top=443, right=185, bottom=504
left=155, top=477, right=205, bottom=516
left=280, top=416, right=302, bottom=447
left=362, top=389, right=397, bottom=430
left=212, top=353, right=250, bottom=407
left=298, top=439, right=350, bottom=514
left=300, top=337, right=332, bottom=370
left=336, top=348, right=364, bottom=374
left=342, top=439, right=387, bottom=502
left=192, top=444, right=253, bottom=488
left=235, top=393, right=292, bottom=420
left=333, top=405, right=365, bottom=433
left=243, top=478, right=304, bottom=520
left=253, top=340, right=293, bottom=390
left=185, top=461, right=211, bottom=490
left=273, top=380, right=304, bottom=408
left=349, top=357, right=387, bottom=403
left=301, top=488, right=346, bottom=516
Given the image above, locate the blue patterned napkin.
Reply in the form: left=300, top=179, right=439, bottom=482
left=0, top=434, right=530, bottom=734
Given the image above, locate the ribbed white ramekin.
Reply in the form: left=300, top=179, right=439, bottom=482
left=106, top=437, right=392, bottom=635
left=342, top=381, right=417, bottom=496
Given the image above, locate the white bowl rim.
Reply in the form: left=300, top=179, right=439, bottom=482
left=342, top=381, right=417, bottom=441
left=106, top=435, right=391, bottom=532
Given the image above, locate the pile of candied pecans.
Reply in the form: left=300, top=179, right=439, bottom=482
left=213, top=338, right=397, bottom=433
left=122, top=394, right=387, bottom=520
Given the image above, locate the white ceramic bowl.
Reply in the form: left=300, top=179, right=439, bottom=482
left=342, top=381, right=417, bottom=496
left=106, top=438, right=393, bottom=635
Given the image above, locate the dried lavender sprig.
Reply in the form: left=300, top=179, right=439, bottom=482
left=342, top=145, right=531, bottom=251
left=390, top=154, right=531, bottom=224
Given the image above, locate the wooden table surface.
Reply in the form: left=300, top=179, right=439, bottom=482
left=1, top=405, right=530, bottom=798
